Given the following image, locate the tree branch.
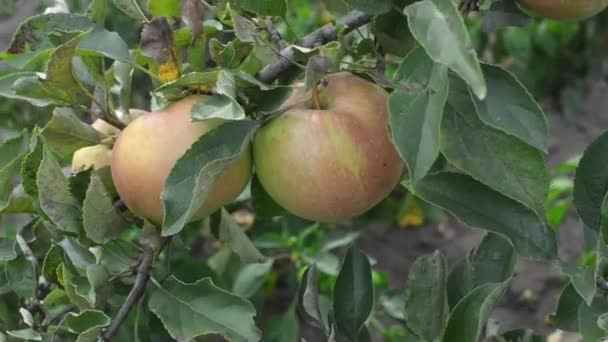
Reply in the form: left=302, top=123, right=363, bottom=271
left=265, top=18, right=287, bottom=51
left=255, top=10, right=372, bottom=84
left=101, top=237, right=170, bottom=341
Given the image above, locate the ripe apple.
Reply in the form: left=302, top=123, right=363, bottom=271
left=111, top=96, right=252, bottom=225
left=71, top=144, right=112, bottom=172
left=519, top=0, right=608, bottom=20
left=253, top=72, right=404, bottom=222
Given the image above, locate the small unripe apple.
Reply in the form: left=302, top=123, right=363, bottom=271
left=91, top=119, right=121, bottom=136
left=519, top=0, right=608, bottom=20
left=253, top=72, right=404, bottom=222
left=71, top=144, right=112, bottom=172
left=111, top=96, right=252, bottom=225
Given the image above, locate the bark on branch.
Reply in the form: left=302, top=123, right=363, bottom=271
left=255, top=10, right=372, bottom=84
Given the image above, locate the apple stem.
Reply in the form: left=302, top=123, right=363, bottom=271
left=312, top=84, right=322, bottom=110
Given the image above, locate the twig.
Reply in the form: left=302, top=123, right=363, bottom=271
left=255, top=10, right=372, bottom=84
left=41, top=304, right=75, bottom=328
left=101, top=237, right=170, bottom=341
left=265, top=18, right=287, bottom=50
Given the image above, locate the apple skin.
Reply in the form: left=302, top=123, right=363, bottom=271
left=72, top=144, right=112, bottom=172
left=519, top=0, right=608, bottom=20
left=111, top=96, right=252, bottom=225
left=253, top=72, right=404, bottom=222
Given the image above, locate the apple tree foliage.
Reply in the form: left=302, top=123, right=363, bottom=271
left=0, top=0, right=605, bottom=340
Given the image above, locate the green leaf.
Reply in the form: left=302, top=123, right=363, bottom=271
left=549, top=283, right=582, bottom=331
left=231, top=12, right=257, bottom=43
left=574, top=130, right=608, bottom=233
left=161, top=120, right=257, bottom=236
left=113, top=60, right=134, bottom=111
left=21, top=134, right=44, bottom=206
left=403, top=251, right=448, bottom=340
left=153, top=71, right=220, bottom=100
left=37, top=145, right=82, bottom=234
left=58, top=238, right=95, bottom=272
left=69, top=168, right=93, bottom=204
left=230, top=0, right=287, bottom=17
left=59, top=309, right=110, bottom=342
left=470, top=233, right=516, bottom=286
left=4, top=13, right=93, bottom=53
left=148, top=276, right=260, bottom=341
left=83, top=173, right=129, bottom=244
left=0, top=185, right=35, bottom=215
left=442, top=77, right=549, bottom=215
left=473, top=64, right=547, bottom=152
left=251, top=175, right=286, bottom=218
left=232, top=260, right=274, bottom=298
left=560, top=263, right=596, bottom=306
left=6, top=328, right=42, bottom=341
left=578, top=297, right=608, bottom=341
left=443, top=281, right=509, bottom=342
left=148, top=0, right=180, bottom=18
left=78, top=29, right=132, bottom=63
left=217, top=208, right=266, bottom=263
left=374, top=10, right=416, bottom=57
left=42, top=107, right=103, bottom=160
left=111, top=0, right=148, bottom=21
left=42, top=245, right=63, bottom=286
left=62, top=264, right=92, bottom=310
left=389, top=47, right=448, bottom=183
left=264, top=308, right=299, bottom=342
left=447, top=259, right=473, bottom=309
left=297, top=265, right=328, bottom=331
left=86, top=0, right=106, bottom=24
left=5, top=255, right=36, bottom=297
left=411, top=172, right=557, bottom=260
left=404, top=0, right=486, bottom=99
left=0, top=73, right=56, bottom=107
left=500, top=329, right=544, bottom=342
left=0, top=235, right=17, bottom=262
left=333, top=245, right=373, bottom=339
left=191, top=95, right=246, bottom=121
left=0, top=130, right=30, bottom=213
left=344, top=0, right=391, bottom=14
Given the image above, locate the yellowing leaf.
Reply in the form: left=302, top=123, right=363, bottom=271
left=398, top=195, right=424, bottom=227
left=158, top=60, right=180, bottom=82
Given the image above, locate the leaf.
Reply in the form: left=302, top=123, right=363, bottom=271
left=36, top=31, right=91, bottom=106
left=83, top=173, right=129, bottom=244
left=442, top=76, right=549, bottom=215
left=42, top=107, right=103, bottom=159
left=148, top=276, right=260, bottom=341
left=230, top=0, right=287, bottom=17
left=6, top=328, right=42, bottom=341
left=21, top=134, right=44, bottom=204
left=5, top=256, right=36, bottom=297
left=404, top=0, right=486, bottom=99
left=191, top=95, right=246, bottom=121
left=161, top=120, right=257, bottom=236
left=4, top=13, right=93, bottom=53
left=0, top=131, right=30, bottom=212
left=443, top=281, right=510, bottom=342
left=561, top=261, right=597, bottom=310
left=59, top=309, right=110, bottom=342
left=141, top=17, right=175, bottom=64
left=113, top=60, right=134, bottom=111
left=98, top=241, right=139, bottom=276
left=411, top=172, right=557, bottom=260
left=473, top=64, right=547, bottom=152
left=574, top=130, right=608, bottom=233
left=374, top=9, right=416, bottom=57
left=61, top=264, right=92, bottom=310
left=344, top=0, right=391, bottom=15
left=58, top=238, right=95, bottom=272
left=578, top=297, right=608, bottom=341
left=111, top=0, right=148, bottom=21
left=389, top=47, right=448, bottom=183
left=264, top=308, right=299, bottom=342
left=0, top=73, right=56, bottom=107
left=86, top=0, right=106, bottom=24
left=0, top=235, right=17, bottom=262
left=232, top=260, right=274, bottom=298
left=42, top=245, right=63, bottom=286
left=333, top=245, right=374, bottom=339
left=403, top=251, right=448, bottom=340
left=78, top=29, right=132, bottom=63
left=217, top=209, right=266, bottom=263
left=251, top=175, right=286, bottom=218
left=297, top=265, right=327, bottom=331
left=470, top=233, right=516, bottom=286
left=231, top=11, right=257, bottom=43
left=148, top=0, right=180, bottom=18
left=37, top=145, right=82, bottom=234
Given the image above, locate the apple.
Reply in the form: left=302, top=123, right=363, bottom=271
left=253, top=72, right=404, bottom=222
left=111, top=96, right=252, bottom=225
left=71, top=144, right=112, bottom=172
left=519, top=0, right=608, bottom=20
